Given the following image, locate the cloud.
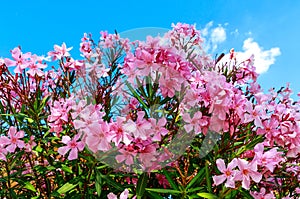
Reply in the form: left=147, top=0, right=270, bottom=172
left=201, top=21, right=227, bottom=52
left=211, top=26, right=226, bottom=44
left=236, top=38, right=281, bottom=74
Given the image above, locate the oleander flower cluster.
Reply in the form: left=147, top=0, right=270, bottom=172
left=0, top=23, right=299, bottom=198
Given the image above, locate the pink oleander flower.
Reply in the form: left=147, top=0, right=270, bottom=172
left=57, top=134, right=85, bottom=160
left=182, top=111, right=207, bottom=134
left=235, top=158, right=262, bottom=190
left=4, top=47, right=31, bottom=73
left=0, top=126, right=25, bottom=153
left=85, top=121, right=112, bottom=153
left=253, top=143, right=283, bottom=172
left=107, top=189, right=129, bottom=199
left=149, top=117, right=168, bottom=141
left=250, top=187, right=275, bottom=199
left=110, top=117, right=132, bottom=146
left=155, top=173, right=170, bottom=189
left=24, top=135, right=37, bottom=153
left=115, top=148, right=136, bottom=166
left=124, top=111, right=151, bottom=140
left=213, top=158, right=238, bottom=188
left=26, top=54, right=47, bottom=77
left=48, top=42, right=73, bottom=61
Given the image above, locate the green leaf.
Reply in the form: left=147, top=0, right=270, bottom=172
left=101, top=174, right=124, bottom=191
left=145, top=188, right=181, bottom=195
left=205, top=161, right=212, bottom=193
left=186, top=167, right=205, bottom=189
left=62, top=165, right=73, bottom=174
left=146, top=190, right=164, bottom=199
left=24, top=181, right=37, bottom=192
left=197, top=192, right=219, bottom=199
left=136, top=173, right=148, bottom=199
left=125, top=81, right=148, bottom=110
left=95, top=170, right=102, bottom=197
left=57, top=182, right=78, bottom=194
left=162, top=169, right=179, bottom=191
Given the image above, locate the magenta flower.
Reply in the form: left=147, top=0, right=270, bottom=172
left=213, top=158, right=238, bottom=188
left=57, top=134, right=85, bottom=160
left=235, top=158, right=262, bottom=190
left=0, top=126, right=25, bottom=153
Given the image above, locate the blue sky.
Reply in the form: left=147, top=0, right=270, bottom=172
left=1, top=0, right=300, bottom=98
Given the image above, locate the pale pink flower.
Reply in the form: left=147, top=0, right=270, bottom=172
left=243, top=103, right=266, bottom=128
left=235, top=158, right=262, bottom=190
left=213, top=158, right=238, bottom=188
left=110, top=117, right=132, bottom=145
left=107, top=189, right=129, bottom=199
left=57, top=134, right=85, bottom=160
left=48, top=42, right=73, bottom=61
left=253, top=143, right=283, bottom=172
left=250, top=188, right=275, bottom=199
left=4, top=47, right=31, bottom=73
left=116, top=148, right=135, bottom=166
left=149, top=117, right=168, bottom=141
left=85, top=121, right=112, bottom=152
left=26, top=54, right=47, bottom=77
left=24, top=135, right=37, bottom=153
left=0, top=126, right=25, bottom=153
left=182, top=111, right=207, bottom=134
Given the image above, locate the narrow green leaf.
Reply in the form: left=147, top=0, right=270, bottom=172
left=24, top=181, right=37, bottom=192
left=186, top=167, right=205, bottom=189
left=146, top=190, right=164, bottom=199
left=136, top=173, right=148, bottom=198
left=162, top=169, right=179, bottom=190
left=205, top=161, right=212, bottom=193
left=101, top=174, right=124, bottom=191
left=197, top=192, right=218, bottom=199
left=57, top=182, right=78, bottom=194
left=125, top=82, right=148, bottom=110
left=95, top=170, right=102, bottom=197
left=145, top=188, right=181, bottom=195
left=62, top=165, right=73, bottom=174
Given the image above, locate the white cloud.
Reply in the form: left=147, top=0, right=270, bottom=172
left=236, top=38, right=281, bottom=74
left=201, top=21, right=227, bottom=52
left=211, top=26, right=226, bottom=44
left=201, top=21, right=213, bottom=37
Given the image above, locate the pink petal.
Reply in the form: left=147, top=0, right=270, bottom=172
left=120, top=189, right=129, bottom=199
left=57, top=146, right=70, bottom=156
left=77, top=141, right=85, bottom=151
left=6, top=144, right=17, bottom=153
left=216, top=159, right=226, bottom=172
left=4, top=58, right=16, bottom=67
left=17, top=140, right=25, bottom=149
left=250, top=171, right=262, bottom=183
left=107, top=193, right=117, bottom=199
left=242, top=176, right=251, bottom=190
left=61, top=136, right=71, bottom=144
left=212, top=174, right=226, bottom=186
left=224, top=177, right=236, bottom=188
left=16, top=130, right=25, bottom=139
left=68, top=148, right=78, bottom=160
left=8, top=126, right=17, bottom=137
left=0, top=136, right=11, bottom=145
